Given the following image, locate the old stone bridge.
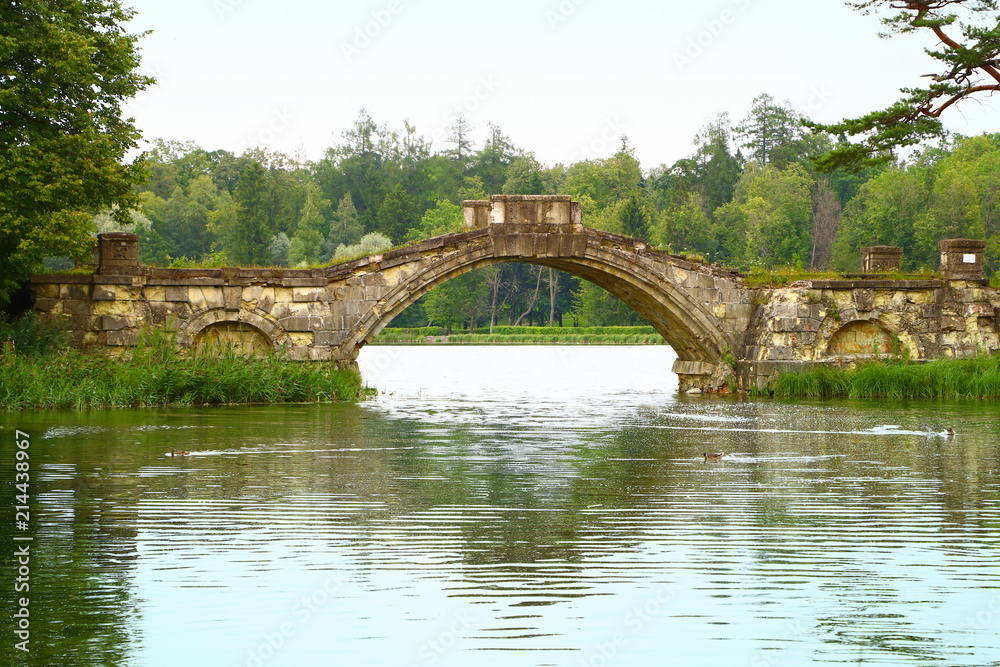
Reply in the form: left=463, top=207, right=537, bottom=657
left=30, top=195, right=1000, bottom=392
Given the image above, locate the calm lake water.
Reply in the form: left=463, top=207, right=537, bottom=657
left=2, top=345, right=1000, bottom=667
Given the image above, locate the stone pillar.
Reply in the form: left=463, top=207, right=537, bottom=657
left=462, top=200, right=492, bottom=230
left=97, top=232, right=140, bottom=275
left=938, top=238, right=986, bottom=280
left=489, top=194, right=574, bottom=225
left=861, top=246, right=903, bottom=273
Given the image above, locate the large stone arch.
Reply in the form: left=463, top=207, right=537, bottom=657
left=339, top=227, right=734, bottom=373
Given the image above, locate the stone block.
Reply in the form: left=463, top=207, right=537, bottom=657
left=243, top=285, right=263, bottom=302
left=966, top=302, right=995, bottom=317
left=60, top=284, right=89, bottom=300
left=861, top=245, right=903, bottom=272
left=772, top=303, right=796, bottom=319
left=107, top=329, right=140, bottom=346
left=726, top=303, right=754, bottom=321
left=33, top=298, right=59, bottom=312
left=314, top=331, right=347, bottom=347
left=289, top=332, right=314, bottom=347
left=798, top=318, right=821, bottom=333
left=33, top=283, right=59, bottom=299
left=853, top=288, right=875, bottom=312
left=280, top=316, right=328, bottom=332
left=794, top=332, right=817, bottom=346
left=767, top=346, right=796, bottom=361
left=286, top=303, right=312, bottom=318
left=62, top=299, right=90, bottom=316
left=282, top=277, right=328, bottom=288
left=363, top=285, right=389, bottom=301
left=223, top=286, right=242, bottom=311
left=921, top=303, right=941, bottom=319
left=359, top=272, right=386, bottom=286
left=916, top=318, right=941, bottom=334
left=941, top=315, right=965, bottom=331
left=339, top=286, right=363, bottom=301
left=269, top=301, right=291, bottom=321
left=309, top=346, right=333, bottom=361
left=772, top=318, right=799, bottom=333
left=101, top=315, right=129, bottom=331
left=149, top=301, right=192, bottom=325
left=293, top=287, right=327, bottom=303
left=92, top=285, right=117, bottom=301
left=161, top=285, right=185, bottom=302
left=287, top=346, right=310, bottom=361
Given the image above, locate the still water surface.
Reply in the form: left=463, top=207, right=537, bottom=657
left=2, top=345, right=1000, bottom=666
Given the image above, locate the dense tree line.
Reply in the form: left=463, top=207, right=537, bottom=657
left=94, top=98, right=1000, bottom=330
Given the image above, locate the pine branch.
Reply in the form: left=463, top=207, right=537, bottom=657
left=812, top=0, right=1000, bottom=171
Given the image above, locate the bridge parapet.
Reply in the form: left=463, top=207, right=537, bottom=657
left=463, top=195, right=582, bottom=230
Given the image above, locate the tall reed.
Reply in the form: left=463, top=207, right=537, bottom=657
left=768, top=355, right=1000, bottom=400
left=1, top=325, right=369, bottom=410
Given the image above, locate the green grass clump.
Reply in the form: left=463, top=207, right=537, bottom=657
left=1, top=324, right=370, bottom=411
left=767, top=354, right=1000, bottom=400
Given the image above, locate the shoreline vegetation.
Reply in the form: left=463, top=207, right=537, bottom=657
left=0, top=314, right=369, bottom=411
left=371, top=326, right=666, bottom=345
left=763, top=355, right=1000, bottom=400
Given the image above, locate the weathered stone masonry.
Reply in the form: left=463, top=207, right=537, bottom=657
left=29, top=199, right=1000, bottom=393
left=742, top=239, right=1000, bottom=389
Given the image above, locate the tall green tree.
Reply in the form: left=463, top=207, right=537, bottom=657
left=736, top=94, right=803, bottom=167
left=810, top=0, right=1000, bottom=171
left=375, top=182, right=417, bottom=244
left=472, top=124, right=518, bottom=194
left=323, top=192, right=363, bottom=258
left=613, top=193, right=653, bottom=240
left=287, top=186, right=326, bottom=266
left=714, top=163, right=814, bottom=268
left=227, top=161, right=272, bottom=265
left=406, top=200, right=463, bottom=242
left=655, top=192, right=715, bottom=256
left=0, top=0, right=153, bottom=303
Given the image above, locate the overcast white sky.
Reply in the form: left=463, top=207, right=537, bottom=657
left=122, top=0, right=998, bottom=170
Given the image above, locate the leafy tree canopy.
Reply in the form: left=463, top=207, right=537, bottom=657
left=810, top=0, right=1000, bottom=172
left=0, top=0, right=153, bottom=303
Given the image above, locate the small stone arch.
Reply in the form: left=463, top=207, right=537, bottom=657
left=825, top=320, right=894, bottom=357
left=180, top=308, right=289, bottom=353
left=194, top=321, right=273, bottom=357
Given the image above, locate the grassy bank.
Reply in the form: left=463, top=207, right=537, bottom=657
left=1, top=315, right=370, bottom=410
left=765, top=355, right=1000, bottom=400
left=372, top=325, right=665, bottom=345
